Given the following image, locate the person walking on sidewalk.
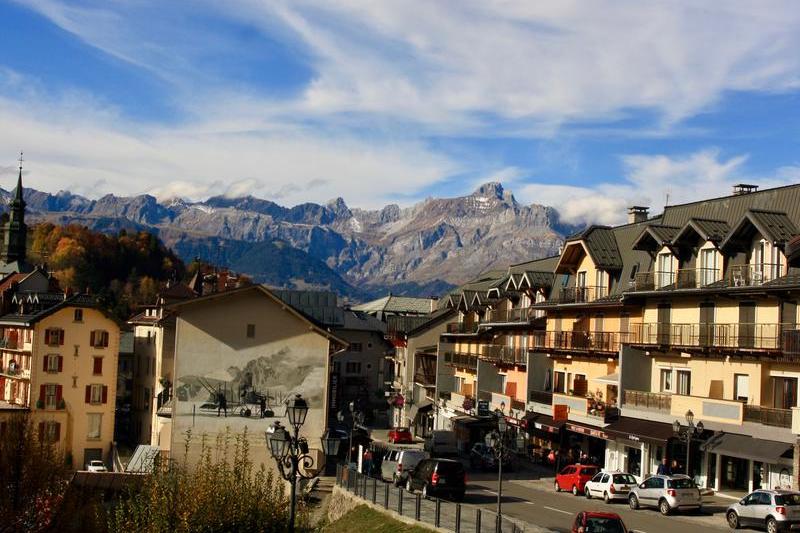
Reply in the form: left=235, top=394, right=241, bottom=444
left=657, top=457, right=672, bottom=476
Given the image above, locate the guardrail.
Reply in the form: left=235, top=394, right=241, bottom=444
left=551, top=285, right=607, bottom=304
left=444, top=352, right=479, bottom=369
left=485, top=307, right=533, bottom=324
left=335, top=464, right=525, bottom=533
left=743, top=405, right=792, bottom=428
left=479, top=345, right=528, bottom=365
left=445, top=323, right=479, bottom=334
left=533, top=331, right=621, bottom=353
left=630, top=322, right=796, bottom=351
left=529, top=390, right=553, bottom=405
left=630, top=264, right=783, bottom=291
left=622, top=390, right=672, bottom=411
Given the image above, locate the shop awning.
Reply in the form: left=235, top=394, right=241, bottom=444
left=592, top=372, right=619, bottom=385
left=566, top=422, right=611, bottom=441
left=408, top=400, right=433, bottom=421
left=701, top=433, right=793, bottom=465
left=531, top=414, right=565, bottom=435
left=604, top=417, right=676, bottom=446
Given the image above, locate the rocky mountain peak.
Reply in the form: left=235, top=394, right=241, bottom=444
left=326, top=197, right=351, bottom=219
left=473, top=181, right=505, bottom=199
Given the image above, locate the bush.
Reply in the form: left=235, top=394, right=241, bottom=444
left=108, top=428, right=303, bottom=533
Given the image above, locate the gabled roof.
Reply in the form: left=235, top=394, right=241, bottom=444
left=0, top=293, right=112, bottom=327
left=168, top=284, right=347, bottom=347
left=721, top=209, right=799, bottom=251
left=631, top=225, right=680, bottom=251
left=558, top=226, right=622, bottom=272
left=351, top=294, right=434, bottom=315
left=788, top=235, right=800, bottom=267
left=273, top=289, right=345, bottom=328
left=406, top=307, right=457, bottom=337
left=159, top=282, right=197, bottom=301
left=672, top=218, right=730, bottom=246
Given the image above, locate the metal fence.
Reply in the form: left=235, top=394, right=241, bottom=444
left=335, top=464, right=525, bottom=533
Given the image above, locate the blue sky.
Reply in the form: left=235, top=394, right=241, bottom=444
left=1, top=1, right=799, bottom=225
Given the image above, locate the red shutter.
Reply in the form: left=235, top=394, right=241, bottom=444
left=38, top=422, right=44, bottom=442
left=43, top=355, right=48, bottom=372
left=93, top=357, right=102, bottom=375
left=103, top=331, right=109, bottom=347
left=85, top=385, right=91, bottom=404
left=57, top=356, right=63, bottom=372
left=40, top=384, right=46, bottom=404
left=102, top=385, right=108, bottom=404
left=90, top=331, right=96, bottom=347
left=59, top=330, right=64, bottom=346
left=44, top=329, right=50, bottom=345
left=56, top=385, right=63, bottom=405
left=54, top=422, right=61, bottom=441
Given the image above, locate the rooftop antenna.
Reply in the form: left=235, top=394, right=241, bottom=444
left=664, top=189, right=671, bottom=207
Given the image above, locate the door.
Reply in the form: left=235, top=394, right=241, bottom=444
left=641, top=476, right=664, bottom=506
left=699, top=303, right=714, bottom=347
left=773, top=377, right=798, bottom=410
left=738, top=302, right=756, bottom=349
left=657, top=304, right=671, bottom=345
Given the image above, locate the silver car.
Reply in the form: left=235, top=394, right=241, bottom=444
left=380, top=449, right=428, bottom=485
left=726, top=490, right=800, bottom=532
left=628, top=474, right=702, bottom=515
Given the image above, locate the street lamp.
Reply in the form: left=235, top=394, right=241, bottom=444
left=266, top=394, right=340, bottom=533
left=673, top=410, right=704, bottom=480
left=337, top=400, right=364, bottom=465
left=491, top=408, right=509, bottom=533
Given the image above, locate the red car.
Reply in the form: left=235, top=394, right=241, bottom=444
left=571, top=511, right=630, bottom=533
left=555, top=464, right=600, bottom=496
left=387, top=427, right=413, bottom=444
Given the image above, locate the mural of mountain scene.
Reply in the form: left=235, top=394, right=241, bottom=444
left=3, top=181, right=580, bottom=302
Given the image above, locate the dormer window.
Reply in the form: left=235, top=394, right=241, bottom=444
left=656, top=252, right=674, bottom=288
left=699, top=246, right=721, bottom=287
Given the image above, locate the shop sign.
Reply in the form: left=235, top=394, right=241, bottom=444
left=476, top=399, right=490, bottom=417
left=534, top=422, right=559, bottom=434
left=553, top=404, right=569, bottom=421
left=567, top=423, right=609, bottom=440
left=330, top=374, right=339, bottom=410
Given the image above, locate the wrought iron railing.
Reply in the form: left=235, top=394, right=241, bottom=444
left=444, top=352, right=478, bottom=369
left=484, top=307, right=533, bottom=324
left=743, top=405, right=792, bottom=428
left=730, top=263, right=783, bottom=286
left=551, top=285, right=608, bottom=304
left=479, top=345, right=528, bottom=365
left=534, top=331, right=621, bottom=353
left=630, top=322, right=796, bottom=350
left=445, top=322, right=478, bottom=334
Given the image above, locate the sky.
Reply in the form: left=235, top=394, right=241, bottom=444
left=0, top=1, right=799, bottom=225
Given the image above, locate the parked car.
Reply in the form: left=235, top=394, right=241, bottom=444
left=628, top=474, right=702, bottom=515
left=469, top=442, right=514, bottom=472
left=388, top=427, right=413, bottom=444
left=571, top=511, right=632, bottom=533
left=555, top=464, right=601, bottom=496
left=424, top=430, right=458, bottom=456
left=405, top=458, right=466, bottom=501
left=726, top=489, right=800, bottom=532
left=86, top=460, right=107, bottom=472
left=584, top=471, right=638, bottom=503
left=380, top=448, right=429, bottom=485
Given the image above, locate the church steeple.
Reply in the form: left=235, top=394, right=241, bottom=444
left=2, top=153, right=28, bottom=266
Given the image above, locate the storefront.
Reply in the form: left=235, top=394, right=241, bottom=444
left=452, top=415, right=497, bottom=453
left=565, top=422, right=609, bottom=467
left=603, top=417, right=677, bottom=482
left=702, top=433, right=794, bottom=493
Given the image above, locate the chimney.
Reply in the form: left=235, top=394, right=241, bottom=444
left=628, top=206, right=649, bottom=224
left=732, top=184, right=759, bottom=196
left=429, top=296, right=439, bottom=312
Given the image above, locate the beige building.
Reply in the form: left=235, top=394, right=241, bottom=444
left=167, top=285, right=347, bottom=470
left=0, top=295, right=119, bottom=469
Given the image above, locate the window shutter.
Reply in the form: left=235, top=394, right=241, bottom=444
left=54, top=422, right=61, bottom=441
left=102, top=385, right=108, bottom=404
left=85, top=385, right=91, bottom=404
left=93, top=357, right=102, bottom=375
left=38, top=422, right=44, bottom=442
left=90, top=331, right=96, bottom=347
left=56, top=385, right=63, bottom=405
left=43, top=355, right=48, bottom=372
left=58, top=356, right=63, bottom=372
left=44, top=329, right=50, bottom=345
left=59, top=330, right=64, bottom=346
left=40, top=384, right=46, bottom=403
left=103, top=331, right=109, bottom=347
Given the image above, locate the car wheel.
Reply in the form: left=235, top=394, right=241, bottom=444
left=659, top=499, right=671, bottom=516
left=405, top=478, right=413, bottom=493
left=572, top=485, right=579, bottom=496
left=604, top=492, right=610, bottom=504
left=726, top=510, right=740, bottom=529
left=554, top=480, right=561, bottom=492
left=585, top=487, right=591, bottom=499
left=629, top=494, right=639, bottom=510
left=766, top=517, right=778, bottom=533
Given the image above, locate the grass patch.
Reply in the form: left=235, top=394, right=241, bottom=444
left=324, top=505, right=436, bottom=533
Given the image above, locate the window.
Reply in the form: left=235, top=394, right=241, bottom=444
left=576, top=271, right=587, bottom=288
left=659, top=368, right=673, bottom=393
left=595, top=270, right=607, bottom=297
left=700, top=248, right=719, bottom=286
left=146, top=331, right=152, bottom=345
left=90, top=330, right=109, bottom=348
left=44, top=328, right=64, bottom=347
left=554, top=371, right=566, bottom=394
left=44, top=384, right=58, bottom=409
left=40, top=421, right=60, bottom=443
left=676, top=370, right=691, bottom=396
left=345, top=362, right=361, bottom=374
left=657, top=252, right=674, bottom=288
left=45, top=354, right=61, bottom=373
left=86, top=384, right=107, bottom=405
left=246, top=324, right=255, bottom=338
left=734, top=374, right=749, bottom=402
left=93, top=357, right=103, bottom=375
left=73, top=309, right=83, bottom=322
left=87, top=414, right=102, bottom=440
left=350, top=342, right=363, bottom=352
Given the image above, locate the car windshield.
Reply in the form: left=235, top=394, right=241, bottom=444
left=613, top=474, right=637, bottom=485
left=775, top=494, right=800, bottom=506
left=583, top=467, right=599, bottom=476
left=585, top=517, right=625, bottom=533
left=668, top=478, right=697, bottom=489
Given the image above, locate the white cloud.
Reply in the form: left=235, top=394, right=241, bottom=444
left=516, top=149, right=798, bottom=226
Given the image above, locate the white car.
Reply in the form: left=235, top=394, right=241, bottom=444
left=86, top=460, right=107, bottom=472
left=584, top=471, right=638, bottom=503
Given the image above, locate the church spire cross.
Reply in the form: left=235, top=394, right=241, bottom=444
left=17, top=151, right=23, bottom=171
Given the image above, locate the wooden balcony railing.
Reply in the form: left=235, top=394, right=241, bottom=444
left=532, top=331, right=621, bottom=353
left=529, top=390, right=553, bottom=405
left=485, top=307, right=533, bottom=324
left=743, top=405, right=792, bottom=428
left=551, top=286, right=608, bottom=304
left=622, top=390, right=672, bottom=411
left=630, top=322, right=796, bottom=351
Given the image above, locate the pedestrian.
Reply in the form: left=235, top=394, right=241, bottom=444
left=363, top=448, right=373, bottom=476
left=218, top=391, right=227, bottom=417
left=579, top=451, right=588, bottom=464
left=259, top=395, right=267, bottom=418
left=657, top=457, right=672, bottom=476
left=671, top=458, right=680, bottom=474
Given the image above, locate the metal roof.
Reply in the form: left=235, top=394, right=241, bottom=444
left=351, top=294, right=435, bottom=315
left=577, top=226, right=623, bottom=270
left=631, top=224, right=680, bottom=251
left=721, top=209, right=799, bottom=251
left=272, top=289, right=345, bottom=327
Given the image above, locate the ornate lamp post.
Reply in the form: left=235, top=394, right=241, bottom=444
left=673, top=409, right=704, bottom=480
left=489, top=408, right=509, bottom=533
left=266, top=394, right=340, bottom=533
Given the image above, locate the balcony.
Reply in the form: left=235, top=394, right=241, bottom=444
left=444, top=352, right=478, bottom=370
left=529, top=390, right=553, bottom=405
left=479, top=345, right=528, bottom=365
left=533, top=331, right=621, bottom=354
left=630, top=264, right=783, bottom=292
left=484, top=307, right=533, bottom=325
left=730, top=263, right=782, bottom=286
left=553, top=392, right=619, bottom=424
left=623, top=389, right=743, bottom=425
left=445, top=322, right=479, bottom=334
left=630, top=322, right=794, bottom=352
left=551, top=286, right=608, bottom=304
left=743, top=405, right=792, bottom=429
left=623, top=390, right=672, bottom=411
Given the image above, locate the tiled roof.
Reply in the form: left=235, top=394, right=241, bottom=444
left=0, top=293, right=104, bottom=326
left=159, top=283, right=197, bottom=300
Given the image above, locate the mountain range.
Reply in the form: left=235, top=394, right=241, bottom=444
left=2, top=181, right=577, bottom=301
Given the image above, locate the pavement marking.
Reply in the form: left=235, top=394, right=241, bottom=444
left=542, top=506, right=572, bottom=515
left=481, top=489, right=497, bottom=495
left=523, top=501, right=535, bottom=506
